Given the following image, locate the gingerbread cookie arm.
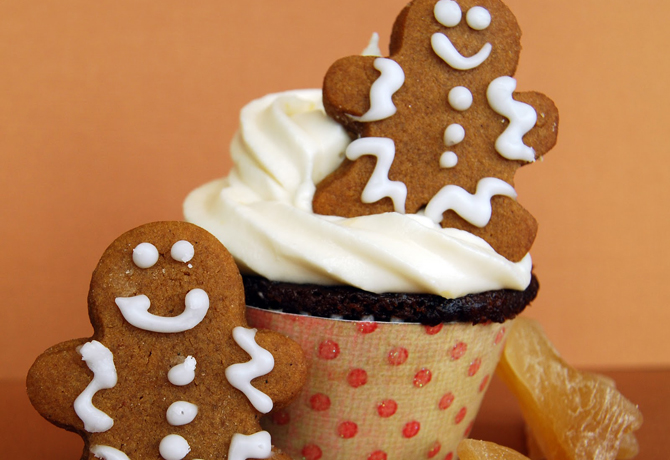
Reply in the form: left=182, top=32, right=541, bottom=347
left=27, top=338, right=94, bottom=432
left=253, top=329, right=307, bottom=410
left=514, top=91, right=559, bottom=160
left=323, top=55, right=383, bottom=133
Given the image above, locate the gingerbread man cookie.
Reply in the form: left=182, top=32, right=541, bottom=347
left=27, top=221, right=306, bottom=460
left=313, top=0, right=558, bottom=261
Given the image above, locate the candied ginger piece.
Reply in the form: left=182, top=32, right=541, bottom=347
left=497, top=317, right=643, bottom=460
left=526, top=425, right=639, bottom=460
left=458, top=439, right=531, bottom=460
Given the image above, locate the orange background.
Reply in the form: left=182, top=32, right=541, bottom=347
left=1, top=0, right=669, bottom=382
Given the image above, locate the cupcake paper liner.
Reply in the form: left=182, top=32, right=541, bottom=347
left=247, top=307, right=511, bottom=460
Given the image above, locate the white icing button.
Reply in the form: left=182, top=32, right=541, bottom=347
left=466, top=6, right=491, bottom=30
left=168, top=356, right=197, bottom=386
left=448, top=86, right=473, bottom=111
left=171, top=240, right=195, bottom=263
left=159, top=434, right=191, bottom=460
left=132, top=243, right=159, bottom=269
left=440, top=151, right=459, bottom=168
left=434, top=0, right=462, bottom=27
left=166, top=401, right=198, bottom=426
left=228, top=431, right=272, bottom=460
left=444, top=124, right=465, bottom=146
left=90, top=445, right=131, bottom=460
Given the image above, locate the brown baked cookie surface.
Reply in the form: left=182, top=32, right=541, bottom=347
left=27, top=221, right=306, bottom=460
left=243, top=274, right=538, bottom=326
left=313, top=0, right=558, bottom=262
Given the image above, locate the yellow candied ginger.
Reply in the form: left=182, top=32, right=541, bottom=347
left=497, top=317, right=642, bottom=460
left=458, top=439, right=531, bottom=460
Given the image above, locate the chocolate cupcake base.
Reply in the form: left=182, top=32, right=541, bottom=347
left=243, top=274, right=538, bottom=325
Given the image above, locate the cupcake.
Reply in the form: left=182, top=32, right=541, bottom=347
left=184, top=0, right=558, bottom=458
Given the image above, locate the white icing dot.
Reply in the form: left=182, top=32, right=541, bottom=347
left=168, top=356, right=197, bottom=386
left=132, top=243, right=159, bottom=269
left=159, top=434, right=191, bottom=460
left=440, top=151, right=459, bottom=168
left=434, top=0, right=462, bottom=27
left=171, top=240, right=195, bottom=263
left=448, top=86, right=473, bottom=111
left=466, top=6, right=491, bottom=30
left=444, top=124, right=465, bottom=146
left=166, top=401, right=198, bottom=426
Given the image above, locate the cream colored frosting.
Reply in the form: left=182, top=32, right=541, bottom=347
left=184, top=89, right=532, bottom=298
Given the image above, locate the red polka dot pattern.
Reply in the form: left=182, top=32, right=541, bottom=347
left=357, top=322, right=379, bottom=334
left=439, top=392, right=455, bottom=410
left=444, top=453, right=454, bottom=460
left=309, top=393, right=331, bottom=411
left=338, top=421, right=358, bottom=439
left=468, top=358, right=482, bottom=377
left=424, top=324, right=443, bottom=335
left=455, top=407, right=467, bottom=424
left=479, top=374, right=490, bottom=392
left=402, top=421, right=421, bottom=438
left=302, top=444, right=322, bottom=460
left=413, top=368, right=432, bottom=387
left=368, top=451, right=388, bottom=460
left=450, top=342, right=467, bottom=360
left=347, top=368, right=368, bottom=388
left=427, top=441, right=442, bottom=458
left=387, top=347, right=409, bottom=365
left=464, top=420, right=475, bottom=437
left=271, top=410, right=290, bottom=425
left=318, top=340, right=340, bottom=360
left=377, top=399, right=398, bottom=418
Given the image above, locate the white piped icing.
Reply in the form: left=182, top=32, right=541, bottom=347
left=362, top=32, right=381, bottom=56
left=444, top=124, right=465, bottom=146
left=90, top=445, right=130, bottom=460
left=166, top=401, right=198, bottom=426
left=74, top=340, right=117, bottom=433
left=225, top=327, right=275, bottom=414
left=171, top=240, right=194, bottom=263
left=184, top=90, right=533, bottom=299
left=431, top=33, right=492, bottom=70
left=115, top=289, right=209, bottom=333
left=159, top=434, right=191, bottom=460
left=168, top=356, right=197, bottom=386
left=228, top=431, right=273, bottom=460
left=466, top=6, right=491, bottom=30
left=487, top=76, right=537, bottom=162
left=132, top=242, right=159, bottom=269
left=440, top=151, right=459, bottom=168
left=425, top=177, right=517, bottom=227
left=350, top=58, right=405, bottom=122
left=346, top=137, right=407, bottom=213
left=434, top=0, right=462, bottom=27
left=448, top=86, right=473, bottom=111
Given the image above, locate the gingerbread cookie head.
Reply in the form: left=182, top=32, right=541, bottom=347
left=313, top=0, right=559, bottom=262
left=27, top=221, right=306, bottom=460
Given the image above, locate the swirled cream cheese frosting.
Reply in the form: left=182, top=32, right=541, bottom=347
left=184, top=89, right=532, bottom=298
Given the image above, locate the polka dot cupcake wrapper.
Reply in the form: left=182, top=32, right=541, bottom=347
left=246, top=307, right=510, bottom=460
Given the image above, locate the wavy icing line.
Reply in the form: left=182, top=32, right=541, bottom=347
left=74, top=340, right=117, bottom=433
left=424, top=177, right=517, bottom=226
left=349, top=57, right=404, bottom=122
left=225, top=327, right=275, bottom=414
left=115, top=288, right=209, bottom=333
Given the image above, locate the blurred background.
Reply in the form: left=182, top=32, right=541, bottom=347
left=1, top=0, right=669, bottom=384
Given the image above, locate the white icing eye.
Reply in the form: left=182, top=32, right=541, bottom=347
left=444, top=123, right=465, bottom=146
left=440, top=151, right=459, bottom=168
left=466, top=6, right=491, bottom=30
left=434, top=0, right=462, bottom=27
left=171, top=240, right=194, bottom=263
left=132, top=243, right=159, bottom=269
left=448, top=86, right=473, bottom=111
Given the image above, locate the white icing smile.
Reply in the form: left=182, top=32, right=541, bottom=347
left=115, top=288, right=209, bottom=333
left=431, top=33, right=492, bottom=70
